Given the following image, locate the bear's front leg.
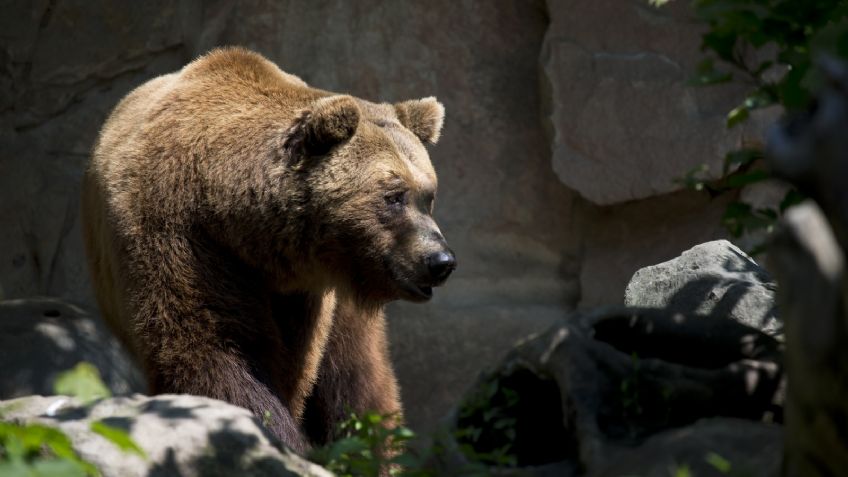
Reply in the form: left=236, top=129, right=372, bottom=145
left=136, top=291, right=311, bottom=454
left=146, top=341, right=309, bottom=452
left=301, top=298, right=402, bottom=446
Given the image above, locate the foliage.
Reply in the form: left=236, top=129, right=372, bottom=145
left=705, top=452, right=732, bottom=473
left=672, top=464, right=693, bottom=477
left=309, top=411, right=421, bottom=477
left=53, top=363, right=112, bottom=405
left=0, top=361, right=146, bottom=476
left=453, top=378, right=519, bottom=469
left=0, top=422, right=97, bottom=477
left=311, top=380, right=523, bottom=477
left=89, top=422, right=146, bottom=459
left=656, top=0, right=848, bottom=246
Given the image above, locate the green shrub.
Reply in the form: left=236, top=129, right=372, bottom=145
left=656, top=0, right=848, bottom=249
left=0, top=361, right=146, bottom=476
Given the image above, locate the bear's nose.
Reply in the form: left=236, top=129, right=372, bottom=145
left=426, top=250, right=456, bottom=284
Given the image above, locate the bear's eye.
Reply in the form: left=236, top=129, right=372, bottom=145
left=385, top=190, right=408, bottom=209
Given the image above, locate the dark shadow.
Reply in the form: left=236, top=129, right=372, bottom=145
left=590, top=308, right=784, bottom=441
left=99, top=416, right=134, bottom=431
left=139, top=400, right=208, bottom=420
left=0, top=298, right=146, bottom=400
left=591, top=309, right=781, bottom=369
left=659, top=254, right=782, bottom=336
left=146, top=418, right=304, bottom=477
left=147, top=447, right=184, bottom=477
left=455, top=369, right=577, bottom=468
left=47, top=397, right=209, bottom=446
left=48, top=402, right=94, bottom=422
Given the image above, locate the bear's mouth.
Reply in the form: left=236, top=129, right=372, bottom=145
left=412, top=284, right=433, bottom=300
left=399, top=281, right=433, bottom=302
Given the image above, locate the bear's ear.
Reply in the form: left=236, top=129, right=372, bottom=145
left=394, top=97, right=445, bottom=145
left=300, top=95, right=361, bottom=156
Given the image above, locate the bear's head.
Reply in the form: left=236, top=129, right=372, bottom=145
left=286, top=94, right=455, bottom=304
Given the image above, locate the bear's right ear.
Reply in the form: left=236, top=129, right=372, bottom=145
left=394, top=97, right=445, bottom=144
left=294, top=95, right=361, bottom=157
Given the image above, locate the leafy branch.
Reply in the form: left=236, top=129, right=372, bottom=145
left=656, top=0, right=848, bottom=247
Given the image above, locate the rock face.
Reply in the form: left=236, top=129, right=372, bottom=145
left=1, top=0, right=751, bottom=433
left=0, top=394, right=331, bottom=477
left=0, top=297, right=144, bottom=399
left=435, top=307, right=784, bottom=476
left=624, top=240, right=781, bottom=336
left=594, top=418, right=782, bottom=477
left=542, top=0, right=773, bottom=205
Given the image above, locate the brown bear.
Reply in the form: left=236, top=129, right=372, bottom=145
left=81, top=47, right=455, bottom=453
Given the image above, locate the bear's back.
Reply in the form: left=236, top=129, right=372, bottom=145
left=91, top=48, right=325, bottom=214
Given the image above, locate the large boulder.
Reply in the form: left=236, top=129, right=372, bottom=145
left=434, top=307, right=784, bottom=476
left=0, top=297, right=144, bottom=399
left=0, top=394, right=331, bottom=477
left=624, top=240, right=781, bottom=336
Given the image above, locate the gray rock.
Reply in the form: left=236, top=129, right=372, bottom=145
left=0, top=394, right=332, bottom=477
left=595, top=418, right=782, bottom=477
left=624, top=240, right=781, bottom=335
left=434, top=307, right=784, bottom=476
left=542, top=0, right=776, bottom=205
left=0, top=297, right=145, bottom=399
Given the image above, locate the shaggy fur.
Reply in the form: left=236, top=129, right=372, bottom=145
left=81, top=47, right=452, bottom=452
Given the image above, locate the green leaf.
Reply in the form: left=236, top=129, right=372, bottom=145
left=721, top=202, right=778, bottom=237
left=0, top=422, right=99, bottom=476
left=674, top=464, right=692, bottom=477
left=705, top=452, right=732, bottom=473
left=90, top=421, right=146, bottom=458
left=779, top=61, right=813, bottom=110
left=30, top=458, right=89, bottom=477
left=702, top=30, right=738, bottom=63
left=723, top=148, right=763, bottom=175
left=0, top=461, right=30, bottom=477
left=366, top=412, right=382, bottom=425
left=724, top=170, right=769, bottom=188
left=726, top=105, right=749, bottom=128
left=779, top=188, right=805, bottom=212
left=327, top=437, right=369, bottom=459
left=53, top=362, right=111, bottom=405
left=390, top=452, right=420, bottom=468
left=674, top=164, right=710, bottom=191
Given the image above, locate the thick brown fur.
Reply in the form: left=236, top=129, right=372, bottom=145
left=81, top=47, right=452, bottom=453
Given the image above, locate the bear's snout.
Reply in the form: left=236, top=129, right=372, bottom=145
left=425, top=249, right=456, bottom=285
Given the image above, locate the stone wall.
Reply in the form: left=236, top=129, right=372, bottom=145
left=1, top=0, right=760, bottom=433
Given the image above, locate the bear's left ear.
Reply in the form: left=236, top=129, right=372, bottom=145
left=394, top=97, right=445, bottom=145
left=298, top=95, right=361, bottom=156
